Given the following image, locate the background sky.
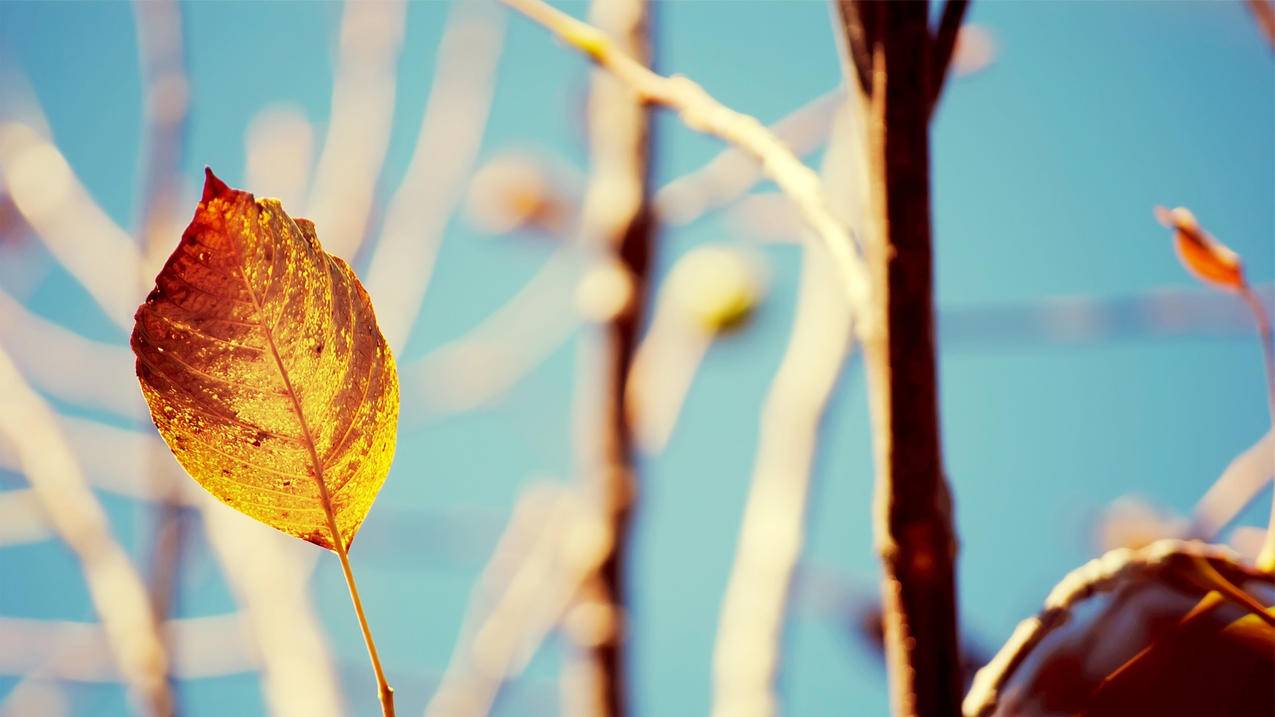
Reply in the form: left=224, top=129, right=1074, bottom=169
left=0, top=1, right=1272, bottom=716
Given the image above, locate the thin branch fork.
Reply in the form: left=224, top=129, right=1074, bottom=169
left=499, top=0, right=871, bottom=319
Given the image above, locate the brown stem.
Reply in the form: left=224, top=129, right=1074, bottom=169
left=567, top=0, right=655, bottom=714
left=845, top=2, right=962, bottom=715
left=929, top=0, right=969, bottom=114
left=1239, top=284, right=1275, bottom=571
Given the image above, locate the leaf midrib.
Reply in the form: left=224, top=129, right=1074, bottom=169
left=238, top=261, right=344, bottom=549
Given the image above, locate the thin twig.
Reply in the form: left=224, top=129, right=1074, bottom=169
left=653, top=88, right=843, bottom=226
left=0, top=347, right=172, bottom=716
left=500, top=0, right=871, bottom=317
left=364, top=0, right=506, bottom=350
left=962, top=539, right=1275, bottom=717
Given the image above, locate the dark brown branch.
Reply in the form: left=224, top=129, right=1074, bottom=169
left=929, top=0, right=969, bottom=113
left=569, top=0, right=655, bottom=714
left=851, top=2, right=962, bottom=715
left=834, top=1, right=878, bottom=97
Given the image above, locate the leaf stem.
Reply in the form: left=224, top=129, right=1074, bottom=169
left=1239, top=284, right=1275, bottom=572
left=330, top=523, right=396, bottom=717
left=245, top=267, right=395, bottom=717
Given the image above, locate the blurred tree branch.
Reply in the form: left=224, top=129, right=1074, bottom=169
left=304, top=0, right=405, bottom=260
left=364, top=0, right=506, bottom=351
left=710, top=100, right=863, bottom=717
left=426, top=485, right=605, bottom=717
left=563, top=0, right=654, bottom=713
left=133, top=0, right=191, bottom=694
left=0, top=347, right=172, bottom=716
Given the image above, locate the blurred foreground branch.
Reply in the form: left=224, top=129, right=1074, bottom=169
left=426, top=485, right=605, bottom=717
left=305, top=0, right=405, bottom=260
left=0, top=122, right=141, bottom=331
left=562, top=0, right=654, bottom=713
left=710, top=99, right=863, bottom=717
left=0, top=348, right=171, bottom=715
left=365, top=0, right=506, bottom=350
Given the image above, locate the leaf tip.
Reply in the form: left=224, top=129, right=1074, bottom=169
left=202, top=167, right=232, bottom=203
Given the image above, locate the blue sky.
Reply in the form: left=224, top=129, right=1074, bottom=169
left=1, top=1, right=1272, bottom=716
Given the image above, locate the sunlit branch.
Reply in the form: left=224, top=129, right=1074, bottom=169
left=0, top=489, right=49, bottom=548
left=1190, top=429, right=1275, bottom=540
left=425, top=486, right=605, bottom=717
left=365, top=0, right=506, bottom=351
left=1238, top=284, right=1275, bottom=570
left=304, top=0, right=406, bottom=260
left=0, top=286, right=137, bottom=417
left=653, top=89, right=842, bottom=226
left=406, top=247, right=582, bottom=417
left=244, top=104, right=316, bottom=211
left=0, top=679, right=69, bottom=717
left=0, top=347, right=171, bottom=716
left=711, top=255, right=855, bottom=717
left=202, top=502, right=345, bottom=717
left=499, top=0, right=871, bottom=317
left=624, top=292, right=714, bottom=454
left=0, top=614, right=252, bottom=683
left=710, top=99, right=864, bottom=717
left=0, top=122, right=141, bottom=332
left=0, top=416, right=341, bottom=714
left=963, top=539, right=1275, bottom=717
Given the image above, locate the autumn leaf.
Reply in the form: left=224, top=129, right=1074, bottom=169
left=132, top=168, right=399, bottom=551
left=1154, top=205, right=1246, bottom=290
